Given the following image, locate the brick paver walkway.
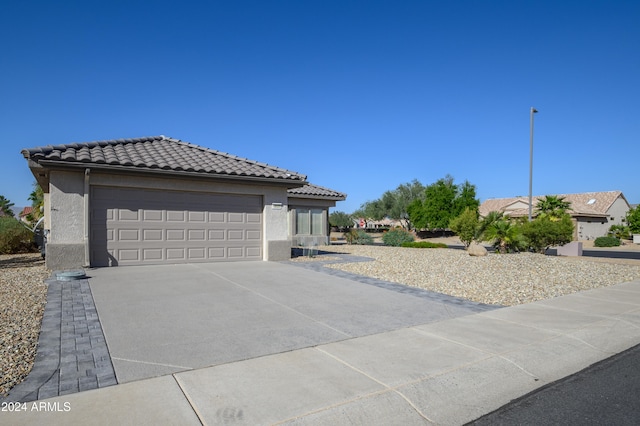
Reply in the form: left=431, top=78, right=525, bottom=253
left=1, top=275, right=117, bottom=402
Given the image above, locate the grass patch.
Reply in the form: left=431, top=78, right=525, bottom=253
left=401, top=241, right=448, bottom=249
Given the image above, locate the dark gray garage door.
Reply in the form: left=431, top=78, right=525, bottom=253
left=90, top=186, right=263, bottom=266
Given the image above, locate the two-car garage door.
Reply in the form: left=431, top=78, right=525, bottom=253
left=90, top=186, right=263, bottom=266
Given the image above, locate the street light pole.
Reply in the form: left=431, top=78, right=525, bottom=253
left=528, top=107, right=538, bottom=222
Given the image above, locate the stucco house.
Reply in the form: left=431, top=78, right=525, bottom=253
left=479, top=191, right=631, bottom=241
left=22, top=136, right=345, bottom=269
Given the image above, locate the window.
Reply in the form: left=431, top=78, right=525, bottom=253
left=296, top=208, right=323, bottom=235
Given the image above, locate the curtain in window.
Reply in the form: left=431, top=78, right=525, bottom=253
left=296, top=208, right=324, bottom=235
left=311, top=209, right=323, bottom=235
left=296, top=209, right=310, bottom=234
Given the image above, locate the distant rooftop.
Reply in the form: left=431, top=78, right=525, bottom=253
left=479, top=191, right=628, bottom=218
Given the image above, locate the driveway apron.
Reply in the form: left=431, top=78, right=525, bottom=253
left=88, top=261, right=497, bottom=384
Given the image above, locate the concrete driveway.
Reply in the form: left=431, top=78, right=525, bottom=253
left=88, top=261, right=495, bottom=383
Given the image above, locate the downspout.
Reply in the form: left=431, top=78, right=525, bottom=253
left=84, top=168, right=90, bottom=267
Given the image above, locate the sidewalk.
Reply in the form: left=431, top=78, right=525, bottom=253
left=3, top=279, right=640, bottom=425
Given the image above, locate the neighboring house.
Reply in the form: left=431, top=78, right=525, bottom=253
left=19, top=206, right=33, bottom=224
left=479, top=191, right=631, bottom=241
left=22, top=136, right=345, bottom=269
left=353, top=217, right=404, bottom=229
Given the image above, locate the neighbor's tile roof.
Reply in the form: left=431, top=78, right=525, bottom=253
left=479, top=191, right=626, bottom=218
left=288, top=183, right=346, bottom=200
left=22, top=136, right=306, bottom=182
left=19, top=206, right=33, bottom=217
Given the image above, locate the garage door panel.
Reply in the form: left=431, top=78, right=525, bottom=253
left=188, top=248, right=206, bottom=259
left=91, top=187, right=263, bottom=266
left=228, top=212, right=245, bottom=223
left=188, top=211, right=206, bottom=222
left=227, top=247, right=244, bottom=258
left=228, top=230, right=244, bottom=240
left=118, top=209, right=139, bottom=221
left=208, top=247, right=225, bottom=259
left=143, top=229, right=163, bottom=241
left=246, top=247, right=261, bottom=257
left=208, top=230, right=225, bottom=240
left=166, top=229, right=186, bottom=240
left=144, top=210, right=163, bottom=221
left=119, top=249, right=140, bottom=261
left=166, top=248, right=185, bottom=260
left=247, top=213, right=261, bottom=223
left=209, top=212, right=225, bottom=222
left=246, top=230, right=261, bottom=240
left=188, top=229, right=206, bottom=240
left=118, top=229, right=140, bottom=241
left=143, top=248, right=163, bottom=261
left=167, top=211, right=186, bottom=221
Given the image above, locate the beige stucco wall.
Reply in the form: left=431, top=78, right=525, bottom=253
left=48, top=171, right=85, bottom=242
left=44, top=169, right=296, bottom=266
left=576, top=196, right=630, bottom=240
left=46, top=170, right=86, bottom=269
left=608, top=197, right=630, bottom=227
left=576, top=217, right=608, bottom=241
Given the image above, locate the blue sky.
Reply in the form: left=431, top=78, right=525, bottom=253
left=2, top=1, right=638, bottom=213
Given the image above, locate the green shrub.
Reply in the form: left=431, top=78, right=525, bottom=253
left=608, top=224, right=630, bottom=240
left=401, top=241, right=448, bottom=249
left=0, top=217, right=36, bottom=254
left=343, top=229, right=374, bottom=245
left=449, top=207, right=479, bottom=248
left=382, top=228, right=415, bottom=246
left=627, top=206, right=640, bottom=234
left=521, top=214, right=574, bottom=254
left=594, top=236, right=621, bottom=247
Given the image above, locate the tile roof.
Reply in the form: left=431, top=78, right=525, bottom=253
left=287, top=183, right=346, bottom=200
left=22, top=136, right=306, bottom=183
left=479, top=191, right=627, bottom=218
left=19, top=206, right=33, bottom=217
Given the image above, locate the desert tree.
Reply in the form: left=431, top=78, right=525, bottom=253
left=0, top=195, right=15, bottom=217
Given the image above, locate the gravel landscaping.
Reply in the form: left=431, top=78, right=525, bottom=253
left=315, top=245, right=640, bottom=306
left=2, top=245, right=640, bottom=398
left=0, top=253, right=49, bottom=397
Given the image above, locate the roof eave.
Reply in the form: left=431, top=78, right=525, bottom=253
left=34, top=160, right=308, bottom=187
left=289, top=194, right=347, bottom=201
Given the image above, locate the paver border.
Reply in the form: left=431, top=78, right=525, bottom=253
left=286, top=250, right=500, bottom=313
left=1, top=274, right=117, bottom=403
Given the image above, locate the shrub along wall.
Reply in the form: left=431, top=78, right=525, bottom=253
left=0, top=217, right=36, bottom=254
left=594, top=236, right=621, bottom=247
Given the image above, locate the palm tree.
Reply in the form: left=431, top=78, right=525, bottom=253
left=475, top=211, right=504, bottom=242
left=0, top=195, right=15, bottom=217
left=535, top=195, right=571, bottom=221
left=482, top=218, right=523, bottom=253
left=27, top=183, right=44, bottom=222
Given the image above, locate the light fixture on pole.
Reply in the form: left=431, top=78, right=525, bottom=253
left=528, top=107, right=538, bottom=222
